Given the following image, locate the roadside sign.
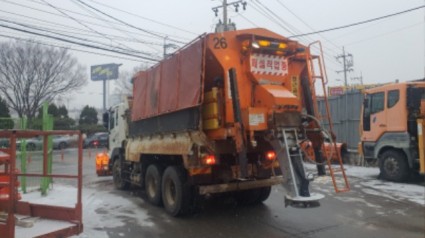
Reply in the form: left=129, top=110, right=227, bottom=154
left=91, top=63, right=120, bottom=81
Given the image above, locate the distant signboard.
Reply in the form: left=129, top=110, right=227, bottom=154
left=328, top=86, right=344, bottom=96
left=328, top=84, right=383, bottom=96
left=91, top=63, right=120, bottom=81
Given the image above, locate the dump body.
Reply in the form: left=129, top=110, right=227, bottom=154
left=107, top=28, right=335, bottom=216
left=360, top=80, right=425, bottom=181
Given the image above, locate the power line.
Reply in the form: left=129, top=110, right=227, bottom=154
left=274, top=0, right=341, bottom=53
left=0, top=23, right=160, bottom=62
left=0, top=0, right=178, bottom=44
left=87, top=0, right=198, bottom=36
left=249, top=0, right=341, bottom=68
left=344, top=21, right=423, bottom=46
left=249, top=0, right=295, bottom=35
left=237, top=12, right=259, bottom=27
left=0, top=9, right=164, bottom=46
left=70, top=0, right=161, bottom=54
left=39, top=0, right=137, bottom=53
left=290, top=5, right=425, bottom=38
left=74, top=0, right=186, bottom=44
left=0, top=33, right=153, bottom=63
left=0, top=17, right=159, bottom=57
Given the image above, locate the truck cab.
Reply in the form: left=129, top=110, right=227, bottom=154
left=360, top=81, right=425, bottom=181
left=105, top=101, right=129, bottom=160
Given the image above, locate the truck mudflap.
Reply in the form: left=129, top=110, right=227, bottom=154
left=198, top=176, right=283, bottom=195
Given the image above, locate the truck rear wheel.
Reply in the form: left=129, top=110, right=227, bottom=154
left=235, top=186, right=272, bottom=205
left=161, top=166, right=190, bottom=216
left=113, top=158, right=130, bottom=190
left=145, top=164, right=163, bottom=206
left=235, top=189, right=261, bottom=205
left=257, top=186, right=272, bottom=203
left=380, top=150, right=409, bottom=182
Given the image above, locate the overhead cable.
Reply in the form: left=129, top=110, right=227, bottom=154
left=0, top=33, right=153, bottom=63
left=87, top=0, right=198, bottom=36
left=290, top=5, right=425, bottom=38
left=0, top=17, right=158, bottom=57
left=74, top=0, right=186, bottom=44
left=0, top=23, right=160, bottom=62
left=39, top=0, right=137, bottom=53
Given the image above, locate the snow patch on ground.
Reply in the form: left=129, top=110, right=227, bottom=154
left=305, top=163, right=425, bottom=206
left=360, top=180, right=425, bottom=206
left=20, top=180, right=154, bottom=238
left=333, top=196, right=382, bottom=209
left=343, top=165, right=380, bottom=178
left=78, top=184, right=154, bottom=237
left=21, top=184, right=78, bottom=207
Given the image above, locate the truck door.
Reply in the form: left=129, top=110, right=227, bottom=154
left=108, top=107, right=118, bottom=149
left=362, top=91, right=387, bottom=142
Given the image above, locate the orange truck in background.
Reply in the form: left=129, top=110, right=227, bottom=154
left=360, top=80, right=425, bottom=182
left=103, top=28, right=348, bottom=216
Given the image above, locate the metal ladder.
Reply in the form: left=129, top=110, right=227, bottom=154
left=305, top=41, right=350, bottom=193
left=269, top=128, right=324, bottom=207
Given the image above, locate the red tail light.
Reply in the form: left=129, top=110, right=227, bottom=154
left=265, top=151, right=276, bottom=161
left=203, top=155, right=216, bottom=165
left=93, top=140, right=99, bottom=146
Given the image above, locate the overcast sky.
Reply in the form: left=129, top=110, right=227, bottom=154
left=1, top=0, right=424, bottom=110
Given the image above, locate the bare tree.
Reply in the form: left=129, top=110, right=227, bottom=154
left=114, top=70, right=133, bottom=97
left=0, top=41, right=86, bottom=119
left=113, top=65, right=148, bottom=101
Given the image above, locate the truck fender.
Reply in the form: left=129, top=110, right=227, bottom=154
left=373, top=132, right=413, bottom=168
left=109, top=147, right=123, bottom=169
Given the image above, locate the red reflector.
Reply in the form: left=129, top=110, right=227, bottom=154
left=204, top=155, right=216, bottom=165
left=265, top=151, right=276, bottom=160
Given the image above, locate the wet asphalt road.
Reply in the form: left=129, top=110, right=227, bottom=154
left=26, top=148, right=425, bottom=238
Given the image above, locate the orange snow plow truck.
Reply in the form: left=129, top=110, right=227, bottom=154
left=104, top=28, right=349, bottom=216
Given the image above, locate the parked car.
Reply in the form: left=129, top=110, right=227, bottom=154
left=52, top=135, right=77, bottom=150
left=83, top=132, right=108, bottom=148
left=0, top=138, right=9, bottom=148
left=16, top=137, right=43, bottom=151
left=15, top=135, right=77, bottom=151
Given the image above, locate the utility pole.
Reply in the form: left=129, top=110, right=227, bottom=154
left=335, top=47, right=353, bottom=146
left=336, top=47, right=353, bottom=87
left=163, top=36, right=179, bottom=59
left=351, top=72, right=364, bottom=85
left=212, top=0, right=247, bottom=32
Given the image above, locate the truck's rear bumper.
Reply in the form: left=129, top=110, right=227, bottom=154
left=198, top=176, right=283, bottom=195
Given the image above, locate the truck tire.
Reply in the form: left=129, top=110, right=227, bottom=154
left=235, top=188, right=262, bottom=205
left=113, top=158, right=130, bottom=190
left=257, top=186, right=272, bottom=203
left=145, top=164, right=163, bottom=206
left=380, top=150, right=409, bottom=182
left=161, top=166, right=190, bottom=216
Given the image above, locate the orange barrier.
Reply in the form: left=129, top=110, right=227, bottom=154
left=0, top=173, right=21, bottom=201
left=95, top=152, right=111, bottom=176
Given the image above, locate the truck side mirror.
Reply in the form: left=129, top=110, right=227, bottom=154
left=102, top=112, right=109, bottom=129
